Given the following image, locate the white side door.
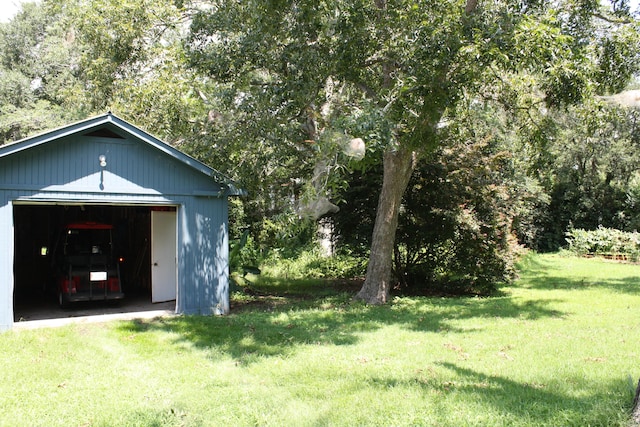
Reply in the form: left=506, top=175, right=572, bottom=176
left=151, top=210, right=177, bottom=303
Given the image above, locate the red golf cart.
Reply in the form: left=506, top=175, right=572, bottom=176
left=54, top=222, right=124, bottom=307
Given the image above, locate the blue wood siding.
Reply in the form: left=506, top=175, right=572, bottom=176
left=0, top=129, right=232, bottom=330
left=0, top=135, right=222, bottom=196
left=177, top=198, right=229, bottom=315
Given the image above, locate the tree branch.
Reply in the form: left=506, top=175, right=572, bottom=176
left=594, top=12, right=633, bottom=25
left=465, top=0, right=478, bottom=15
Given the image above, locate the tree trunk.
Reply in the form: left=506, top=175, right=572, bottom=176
left=355, top=146, right=416, bottom=304
left=355, top=0, right=472, bottom=306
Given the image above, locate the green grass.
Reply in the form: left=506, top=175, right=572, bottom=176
left=1, top=252, right=640, bottom=426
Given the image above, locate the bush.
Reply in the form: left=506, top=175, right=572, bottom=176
left=261, top=248, right=366, bottom=280
left=333, top=129, right=527, bottom=296
left=565, top=226, right=640, bottom=261
left=396, top=134, right=524, bottom=296
left=396, top=204, right=517, bottom=296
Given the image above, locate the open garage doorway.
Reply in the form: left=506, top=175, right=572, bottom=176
left=13, top=204, right=177, bottom=322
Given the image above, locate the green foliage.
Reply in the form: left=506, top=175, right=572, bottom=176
left=261, top=248, right=366, bottom=281
left=0, top=2, right=84, bottom=142
left=0, top=0, right=201, bottom=143
left=334, top=99, right=545, bottom=295
left=229, top=228, right=252, bottom=272
left=597, top=25, right=640, bottom=94
left=396, top=136, right=519, bottom=295
left=50, top=0, right=184, bottom=111
left=257, top=215, right=316, bottom=258
left=330, top=168, right=379, bottom=257
left=0, top=100, right=74, bottom=142
left=230, top=198, right=348, bottom=282
left=565, top=226, right=640, bottom=260
left=529, top=101, right=640, bottom=250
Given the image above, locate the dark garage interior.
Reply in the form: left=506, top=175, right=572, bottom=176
left=13, top=204, right=167, bottom=322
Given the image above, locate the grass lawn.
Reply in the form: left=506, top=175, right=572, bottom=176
left=1, top=252, right=639, bottom=426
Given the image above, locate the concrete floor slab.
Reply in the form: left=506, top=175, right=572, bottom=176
left=13, top=296, right=176, bottom=330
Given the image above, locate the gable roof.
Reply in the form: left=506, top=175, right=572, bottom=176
left=0, top=112, right=244, bottom=196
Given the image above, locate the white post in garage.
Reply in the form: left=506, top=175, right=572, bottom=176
left=151, top=209, right=177, bottom=303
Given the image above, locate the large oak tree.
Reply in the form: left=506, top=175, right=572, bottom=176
left=188, top=0, right=639, bottom=304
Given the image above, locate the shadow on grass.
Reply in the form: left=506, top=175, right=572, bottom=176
left=368, top=362, right=630, bottom=425
left=109, top=408, right=188, bottom=427
left=516, top=254, right=640, bottom=294
left=116, top=281, right=565, bottom=365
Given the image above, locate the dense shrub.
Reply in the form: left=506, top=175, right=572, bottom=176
left=393, top=145, right=518, bottom=296
left=333, top=135, right=521, bottom=296
left=260, top=248, right=366, bottom=280
left=565, top=226, right=640, bottom=260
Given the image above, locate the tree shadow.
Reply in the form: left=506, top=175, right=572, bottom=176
left=116, top=287, right=566, bottom=365
left=367, top=361, right=630, bottom=425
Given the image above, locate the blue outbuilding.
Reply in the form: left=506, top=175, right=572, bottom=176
left=0, top=113, right=242, bottom=330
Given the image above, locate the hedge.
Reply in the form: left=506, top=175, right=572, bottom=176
left=565, top=227, right=640, bottom=261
